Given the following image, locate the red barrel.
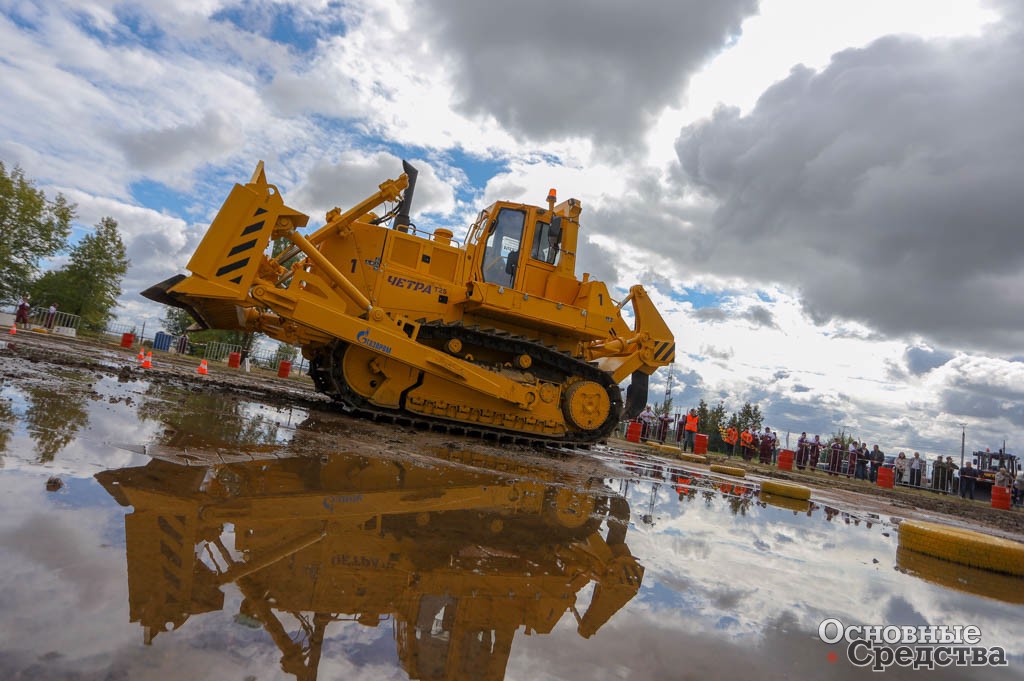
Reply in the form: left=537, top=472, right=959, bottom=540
left=277, top=361, right=292, bottom=378
left=228, top=352, right=241, bottom=368
left=877, top=466, right=895, bottom=489
left=992, top=486, right=1011, bottom=510
left=694, top=433, right=709, bottom=455
left=626, top=421, right=642, bottom=443
left=120, top=333, right=134, bottom=348
left=777, top=449, right=794, bottom=471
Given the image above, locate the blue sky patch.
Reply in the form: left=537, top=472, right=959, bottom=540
left=129, top=179, right=188, bottom=215
left=212, top=2, right=347, bottom=55
left=668, top=287, right=730, bottom=310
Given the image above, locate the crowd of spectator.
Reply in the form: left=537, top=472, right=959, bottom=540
left=631, top=408, right=1022, bottom=506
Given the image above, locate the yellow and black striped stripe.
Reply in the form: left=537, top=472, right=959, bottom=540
left=653, top=340, right=675, bottom=363
left=216, top=207, right=268, bottom=284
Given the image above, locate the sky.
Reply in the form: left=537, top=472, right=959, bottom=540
left=2, top=0, right=1022, bottom=460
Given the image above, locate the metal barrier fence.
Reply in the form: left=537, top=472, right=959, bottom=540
left=2, top=303, right=81, bottom=332
left=202, top=340, right=243, bottom=363
left=27, top=308, right=81, bottom=331
left=104, top=321, right=137, bottom=338
left=100, top=319, right=307, bottom=376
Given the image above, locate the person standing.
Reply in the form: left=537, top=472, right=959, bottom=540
left=829, top=439, right=843, bottom=476
left=682, top=409, right=699, bottom=453
left=658, top=412, right=673, bottom=443
left=796, top=432, right=808, bottom=470
left=847, top=442, right=860, bottom=479
left=757, top=428, right=770, bottom=464
left=1013, top=470, right=1023, bottom=507
left=894, top=452, right=908, bottom=485
left=724, top=426, right=739, bottom=457
left=855, top=442, right=869, bottom=480
left=759, top=429, right=773, bottom=464
left=740, top=428, right=754, bottom=461
left=909, top=452, right=923, bottom=487
left=639, top=405, right=656, bottom=441
left=944, top=456, right=959, bottom=493
left=14, top=296, right=30, bottom=329
left=959, top=462, right=978, bottom=500
left=869, top=445, right=885, bottom=483
left=809, top=435, right=822, bottom=471
left=931, top=457, right=946, bottom=491
left=994, top=466, right=1011, bottom=489
left=45, top=302, right=58, bottom=329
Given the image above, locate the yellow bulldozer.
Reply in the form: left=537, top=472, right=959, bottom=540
left=95, top=448, right=644, bottom=681
left=143, top=161, right=674, bottom=442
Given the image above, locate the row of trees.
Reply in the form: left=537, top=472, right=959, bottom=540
left=0, top=163, right=128, bottom=330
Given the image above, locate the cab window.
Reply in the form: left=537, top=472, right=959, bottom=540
left=482, top=208, right=525, bottom=287
left=530, top=221, right=560, bottom=265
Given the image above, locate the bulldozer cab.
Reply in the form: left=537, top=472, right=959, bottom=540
left=470, top=197, right=578, bottom=301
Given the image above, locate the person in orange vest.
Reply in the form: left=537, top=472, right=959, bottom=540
left=681, top=408, right=699, bottom=452
left=724, top=426, right=739, bottom=457
left=740, top=428, right=754, bottom=461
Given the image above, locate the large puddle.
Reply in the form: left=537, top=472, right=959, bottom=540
left=0, top=367, right=1021, bottom=680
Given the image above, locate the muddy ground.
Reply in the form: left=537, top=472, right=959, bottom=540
left=2, top=328, right=1022, bottom=539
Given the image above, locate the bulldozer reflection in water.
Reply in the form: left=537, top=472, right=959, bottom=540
left=95, top=449, right=643, bottom=681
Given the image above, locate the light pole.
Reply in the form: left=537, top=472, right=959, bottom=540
left=959, top=423, right=967, bottom=469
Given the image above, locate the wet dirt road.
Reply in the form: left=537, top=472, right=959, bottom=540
left=0, top=332, right=1021, bottom=680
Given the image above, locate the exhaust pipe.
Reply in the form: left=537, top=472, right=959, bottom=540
left=393, top=160, right=418, bottom=233
left=623, top=371, right=649, bottom=420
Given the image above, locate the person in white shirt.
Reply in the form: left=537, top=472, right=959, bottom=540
left=908, top=452, right=923, bottom=487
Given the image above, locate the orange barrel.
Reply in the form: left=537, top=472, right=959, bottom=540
left=777, top=449, right=794, bottom=471
left=694, top=433, right=709, bottom=455
left=277, top=361, right=292, bottom=378
left=626, top=421, right=642, bottom=443
left=876, top=466, right=895, bottom=489
left=228, top=352, right=241, bottom=368
left=991, top=486, right=1011, bottom=510
left=120, top=333, right=134, bottom=348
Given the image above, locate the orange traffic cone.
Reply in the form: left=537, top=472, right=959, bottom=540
left=141, top=351, right=153, bottom=369
left=8, top=324, right=16, bottom=335
left=136, top=349, right=145, bottom=364
left=196, top=359, right=209, bottom=375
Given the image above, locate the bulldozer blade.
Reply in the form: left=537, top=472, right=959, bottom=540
left=141, top=275, right=210, bottom=330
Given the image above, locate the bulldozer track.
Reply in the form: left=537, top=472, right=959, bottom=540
left=309, top=321, right=622, bottom=446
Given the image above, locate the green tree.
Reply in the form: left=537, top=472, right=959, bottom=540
left=706, top=400, right=728, bottom=451
left=0, top=162, right=74, bottom=302
left=31, top=217, right=129, bottom=330
left=274, top=342, right=298, bottom=365
left=732, top=402, right=763, bottom=433
left=163, top=306, right=195, bottom=336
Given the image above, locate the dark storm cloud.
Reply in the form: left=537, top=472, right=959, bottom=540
left=692, top=307, right=728, bottom=323
left=744, top=305, right=775, bottom=329
left=412, top=0, right=759, bottom=146
left=674, top=12, right=1024, bottom=354
left=939, top=390, right=1024, bottom=427
left=690, top=304, right=775, bottom=327
left=904, top=345, right=954, bottom=376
